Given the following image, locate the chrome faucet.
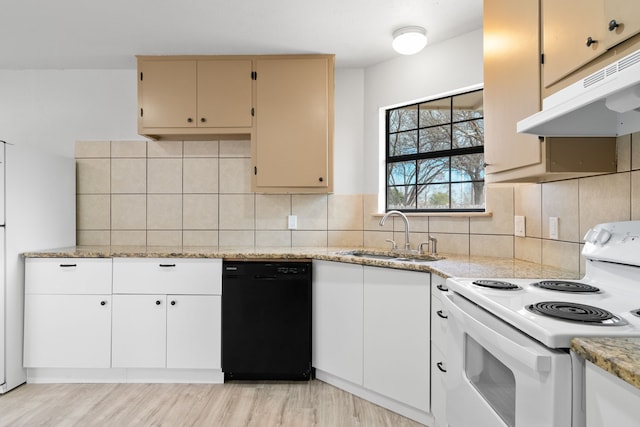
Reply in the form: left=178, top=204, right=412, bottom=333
left=380, top=210, right=411, bottom=252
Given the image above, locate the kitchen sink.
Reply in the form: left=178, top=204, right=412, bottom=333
left=338, top=250, right=442, bottom=263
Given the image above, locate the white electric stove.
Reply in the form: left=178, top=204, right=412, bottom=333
left=444, top=220, right=640, bottom=427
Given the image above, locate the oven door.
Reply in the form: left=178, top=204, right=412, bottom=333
left=444, top=292, right=573, bottom=427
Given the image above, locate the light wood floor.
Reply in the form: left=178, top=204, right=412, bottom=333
left=0, top=380, right=425, bottom=427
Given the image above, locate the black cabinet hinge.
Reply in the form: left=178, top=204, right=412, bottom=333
left=140, top=72, right=143, bottom=81
left=140, top=108, right=143, bottom=117
left=251, top=107, right=255, bottom=117
left=251, top=71, right=257, bottom=80
left=541, top=53, right=544, bottom=65
left=254, top=166, right=257, bottom=175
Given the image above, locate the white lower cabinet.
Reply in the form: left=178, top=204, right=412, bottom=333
left=586, top=361, right=640, bottom=427
left=24, top=294, right=111, bottom=368
left=24, top=257, right=222, bottom=381
left=430, top=274, right=449, bottom=427
left=363, top=266, right=430, bottom=413
left=312, top=260, right=432, bottom=424
left=24, top=258, right=113, bottom=368
left=112, top=294, right=167, bottom=368
left=112, top=258, right=222, bottom=370
left=166, top=295, right=221, bottom=369
left=112, top=293, right=221, bottom=369
left=312, top=260, right=363, bottom=385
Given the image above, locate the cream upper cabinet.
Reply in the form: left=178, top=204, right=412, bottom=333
left=137, top=57, right=253, bottom=136
left=253, top=55, right=334, bottom=192
left=542, top=0, right=605, bottom=88
left=543, top=0, right=640, bottom=89
left=484, top=0, right=617, bottom=183
left=604, top=0, right=640, bottom=49
left=483, top=0, right=542, bottom=176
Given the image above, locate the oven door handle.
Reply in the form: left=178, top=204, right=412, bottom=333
left=445, top=294, right=552, bottom=373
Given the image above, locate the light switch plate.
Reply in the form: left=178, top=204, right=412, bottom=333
left=514, top=215, right=526, bottom=237
left=549, top=216, right=559, bottom=239
left=288, top=215, right=298, bottom=230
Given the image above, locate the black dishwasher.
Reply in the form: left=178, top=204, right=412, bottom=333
left=222, top=260, right=312, bottom=380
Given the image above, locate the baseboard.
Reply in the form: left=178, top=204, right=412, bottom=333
left=314, top=369, right=433, bottom=426
left=26, top=368, right=224, bottom=384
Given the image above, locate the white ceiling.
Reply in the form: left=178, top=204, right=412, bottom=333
left=0, top=0, right=482, bottom=70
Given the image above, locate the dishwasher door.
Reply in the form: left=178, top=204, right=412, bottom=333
left=222, top=260, right=312, bottom=380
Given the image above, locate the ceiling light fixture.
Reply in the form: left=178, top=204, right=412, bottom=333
left=392, top=26, right=428, bottom=55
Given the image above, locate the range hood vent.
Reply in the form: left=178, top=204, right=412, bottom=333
left=518, top=48, right=640, bottom=137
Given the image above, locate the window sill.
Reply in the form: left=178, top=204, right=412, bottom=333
left=372, top=211, right=492, bottom=218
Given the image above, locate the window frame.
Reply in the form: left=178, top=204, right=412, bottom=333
left=384, top=88, right=485, bottom=213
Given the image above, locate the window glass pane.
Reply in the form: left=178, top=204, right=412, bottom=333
left=452, top=182, right=485, bottom=209
left=453, top=119, right=484, bottom=148
left=418, top=157, right=449, bottom=184
left=389, top=130, right=418, bottom=156
left=451, top=153, right=485, bottom=181
left=453, top=91, right=483, bottom=122
left=388, top=186, right=416, bottom=210
left=385, top=89, right=484, bottom=212
left=419, top=98, right=451, bottom=126
left=389, top=105, right=418, bottom=133
left=387, top=161, right=416, bottom=186
left=417, top=184, right=450, bottom=209
left=419, top=125, right=451, bottom=152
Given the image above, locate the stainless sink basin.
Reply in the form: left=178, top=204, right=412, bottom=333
left=339, top=250, right=442, bottom=263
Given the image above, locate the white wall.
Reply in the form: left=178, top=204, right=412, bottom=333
left=0, top=69, right=141, bottom=158
left=363, top=28, right=484, bottom=195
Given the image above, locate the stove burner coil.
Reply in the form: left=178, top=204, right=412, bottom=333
left=526, top=301, right=626, bottom=325
left=531, top=280, right=600, bottom=293
left=472, top=279, right=520, bottom=290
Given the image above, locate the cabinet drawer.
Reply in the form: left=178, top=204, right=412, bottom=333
left=113, top=258, right=222, bottom=294
left=431, top=275, right=449, bottom=301
left=25, top=258, right=112, bottom=294
left=431, top=293, right=448, bottom=349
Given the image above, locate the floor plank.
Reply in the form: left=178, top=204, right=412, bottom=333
left=0, top=381, right=426, bottom=427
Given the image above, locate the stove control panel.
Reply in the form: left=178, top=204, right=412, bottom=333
left=583, top=220, right=640, bottom=266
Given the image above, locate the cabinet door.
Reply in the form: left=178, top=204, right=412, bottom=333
left=543, top=0, right=605, bottom=87
left=112, top=295, right=167, bottom=368
left=139, top=60, right=197, bottom=128
left=312, top=260, right=363, bottom=385
left=363, top=266, right=430, bottom=412
left=166, top=295, right=221, bottom=369
left=24, top=294, right=111, bottom=368
left=604, top=0, right=640, bottom=49
left=197, top=60, right=252, bottom=128
left=255, top=57, right=333, bottom=189
left=483, top=0, right=542, bottom=175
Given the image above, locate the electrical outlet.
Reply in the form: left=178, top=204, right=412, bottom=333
left=549, top=217, right=559, bottom=239
left=288, top=215, right=298, bottom=230
left=514, top=215, right=526, bottom=237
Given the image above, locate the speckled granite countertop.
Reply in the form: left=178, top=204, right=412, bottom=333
left=23, top=245, right=580, bottom=280
left=572, top=337, right=640, bottom=390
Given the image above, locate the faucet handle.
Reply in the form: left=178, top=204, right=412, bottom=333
left=385, top=239, right=397, bottom=250
left=418, top=242, right=430, bottom=255
left=428, top=235, right=438, bottom=255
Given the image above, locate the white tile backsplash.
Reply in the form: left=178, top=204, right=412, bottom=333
left=75, top=135, right=640, bottom=275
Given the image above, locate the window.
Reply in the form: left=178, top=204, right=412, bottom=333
left=385, top=89, right=485, bottom=212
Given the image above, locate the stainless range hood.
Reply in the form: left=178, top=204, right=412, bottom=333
left=517, top=48, right=640, bottom=137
